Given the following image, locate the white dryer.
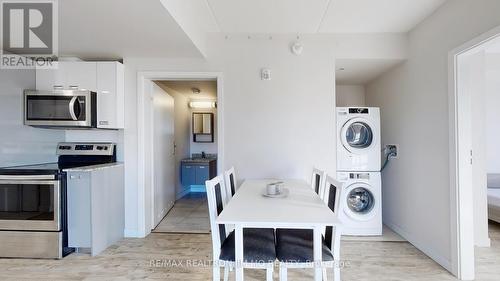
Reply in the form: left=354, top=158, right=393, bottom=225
left=337, top=107, right=381, bottom=171
left=337, top=171, right=382, bottom=236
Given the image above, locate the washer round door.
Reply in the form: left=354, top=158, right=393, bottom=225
left=343, top=183, right=378, bottom=221
left=340, top=118, right=376, bottom=154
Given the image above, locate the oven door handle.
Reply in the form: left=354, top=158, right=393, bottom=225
left=0, top=175, right=56, bottom=180
left=69, top=97, right=79, bottom=121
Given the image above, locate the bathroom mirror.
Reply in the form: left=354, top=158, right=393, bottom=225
left=192, top=112, right=214, bottom=142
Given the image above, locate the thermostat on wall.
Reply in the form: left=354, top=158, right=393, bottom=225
left=261, top=68, right=271, bottom=80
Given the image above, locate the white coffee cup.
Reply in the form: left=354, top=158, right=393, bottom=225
left=266, top=183, right=279, bottom=195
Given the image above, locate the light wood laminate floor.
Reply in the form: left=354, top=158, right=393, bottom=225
left=153, top=192, right=210, bottom=234
left=0, top=222, right=499, bottom=280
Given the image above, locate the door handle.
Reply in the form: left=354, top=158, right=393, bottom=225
left=69, top=97, right=79, bottom=121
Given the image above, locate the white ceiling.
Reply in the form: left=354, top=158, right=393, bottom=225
left=319, top=0, right=447, bottom=33
left=207, top=0, right=330, bottom=33
left=58, top=0, right=203, bottom=59
left=206, top=0, right=446, bottom=33
left=159, top=80, right=217, bottom=100
left=336, top=59, right=404, bottom=84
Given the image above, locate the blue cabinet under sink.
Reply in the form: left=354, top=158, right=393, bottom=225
left=194, top=165, right=209, bottom=185
left=181, top=160, right=217, bottom=186
left=181, top=165, right=195, bottom=185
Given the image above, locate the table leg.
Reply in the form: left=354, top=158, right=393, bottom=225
left=235, top=225, right=244, bottom=281
left=313, top=226, right=322, bottom=281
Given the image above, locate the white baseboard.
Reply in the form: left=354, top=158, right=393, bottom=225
left=124, top=228, right=143, bottom=238
left=384, top=221, right=453, bottom=272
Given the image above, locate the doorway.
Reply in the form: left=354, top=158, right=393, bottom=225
left=450, top=26, right=500, bottom=280
left=152, top=80, right=218, bottom=234
left=136, top=72, right=224, bottom=237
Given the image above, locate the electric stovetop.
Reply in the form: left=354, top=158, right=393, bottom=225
left=0, top=143, right=117, bottom=176
left=0, top=163, right=63, bottom=175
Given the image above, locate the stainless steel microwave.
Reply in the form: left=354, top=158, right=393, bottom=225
left=24, top=90, right=97, bottom=128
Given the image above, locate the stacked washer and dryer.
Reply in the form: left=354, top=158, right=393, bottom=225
left=336, top=107, right=382, bottom=236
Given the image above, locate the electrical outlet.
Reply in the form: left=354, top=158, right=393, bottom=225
left=385, top=144, right=399, bottom=159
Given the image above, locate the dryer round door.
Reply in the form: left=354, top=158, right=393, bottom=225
left=340, top=118, right=376, bottom=154
left=343, top=183, right=378, bottom=221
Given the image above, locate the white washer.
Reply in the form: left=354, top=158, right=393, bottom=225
left=337, top=171, right=382, bottom=236
left=337, top=107, right=381, bottom=171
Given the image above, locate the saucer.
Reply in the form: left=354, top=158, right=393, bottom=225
left=262, top=188, right=289, bottom=198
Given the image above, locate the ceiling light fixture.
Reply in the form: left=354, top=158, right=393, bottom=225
left=189, top=101, right=216, bottom=109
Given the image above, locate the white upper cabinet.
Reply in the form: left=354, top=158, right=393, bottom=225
left=36, top=62, right=96, bottom=90
left=35, top=62, right=67, bottom=90
left=65, top=62, right=97, bottom=91
left=96, top=62, right=125, bottom=129
left=35, top=61, right=125, bottom=129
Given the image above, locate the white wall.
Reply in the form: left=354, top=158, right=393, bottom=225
left=335, top=85, right=366, bottom=107
left=157, top=83, right=192, bottom=198
left=486, top=53, right=500, bottom=174
left=365, top=0, right=500, bottom=272
left=123, top=34, right=336, bottom=236
left=0, top=69, right=65, bottom=166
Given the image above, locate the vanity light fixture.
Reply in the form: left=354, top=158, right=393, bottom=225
left=189, top=101, right=217, bottom=109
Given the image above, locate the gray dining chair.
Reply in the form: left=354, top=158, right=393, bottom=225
left=275, top=175, right=343, bottom=281
left=224, top=166, right=237, bottom=201
left=206, top=175, right=276, bottom=281
left=311, top=167, right=327, bottom=199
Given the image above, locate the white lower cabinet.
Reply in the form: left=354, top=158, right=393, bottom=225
left=67, top=164, right=124, bottom=256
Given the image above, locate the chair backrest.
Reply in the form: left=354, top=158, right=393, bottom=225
left=206, top=175, right=228, bottom=258
left=224, top=167, right=237, bottom=200
left=311, top=168, right=326, bottom=199
left=322, top=175, right=343, bottom=250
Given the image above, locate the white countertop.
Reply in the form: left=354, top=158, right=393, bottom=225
left=63, top=162, right=124, bottom=172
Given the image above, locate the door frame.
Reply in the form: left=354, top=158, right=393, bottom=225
left=137, top=71, right=224, bottom=236
left=448, top=25, right=500, bottom=280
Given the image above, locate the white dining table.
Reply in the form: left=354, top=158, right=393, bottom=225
left=217, top=179, right=342, bottom=281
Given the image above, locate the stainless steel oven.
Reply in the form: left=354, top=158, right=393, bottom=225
left=0, top=174, right=63, bottom=258
left=0, top=175, right=60, bottom=231
left=24, top=90, right=97, bottom=128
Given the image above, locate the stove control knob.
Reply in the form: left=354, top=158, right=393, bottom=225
left=96, top=146, right=104, bottom=150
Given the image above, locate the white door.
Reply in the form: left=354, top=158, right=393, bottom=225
left=152, top=83, right=176, bottom=228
